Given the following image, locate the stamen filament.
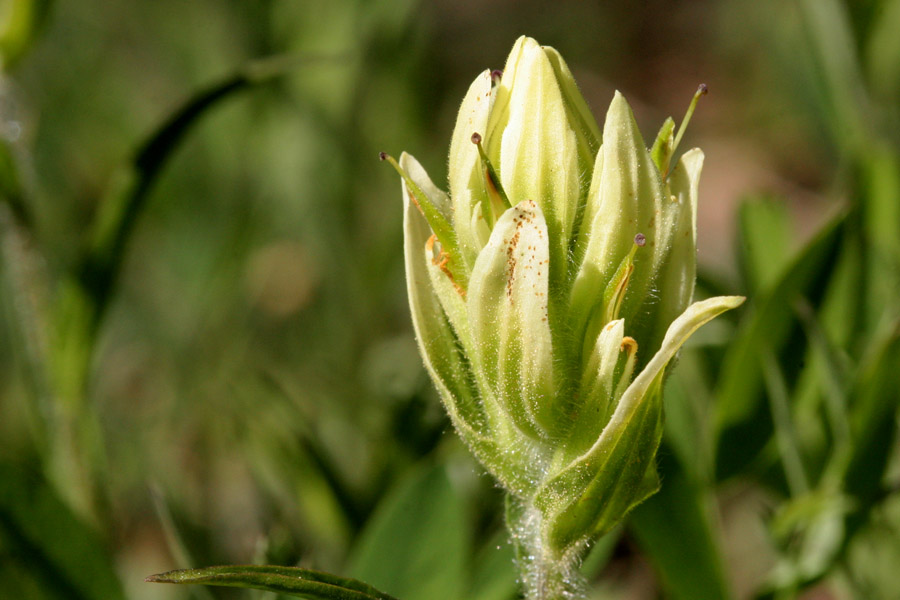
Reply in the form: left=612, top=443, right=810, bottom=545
left=471, top=132, right=512, bottom=224
left=671, top=83, right=708, bottom=158
left=613, top=336, right=638, bottom=402
left=602, top=234, right=645, bottom=324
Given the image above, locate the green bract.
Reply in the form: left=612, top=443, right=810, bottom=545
left=390, top=36, right=743, bottom=597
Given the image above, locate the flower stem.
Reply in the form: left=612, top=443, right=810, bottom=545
left=506, top=496, right=587, bottom=600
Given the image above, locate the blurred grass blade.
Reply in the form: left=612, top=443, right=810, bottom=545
left=0, top=140, right=33, bottom=230
left=0, top=0, right=54, bottom=69
left=737, top=196, right=792, bottom=294
left=715, top=209, right=846, bottom=480
left=0, top=463, right=125, bottom=600
left=842, top=320, right=900, bottom=535
left=630, top=449, right=733, bottom=600
left=146, top=565, right=399, bottom=600
left=82, top=53, right=334, bottom=318
left=796, top=0, right=871, bottom=152
left=859, top=146, right=900, bottom=323
left=467, top=530, right=518, bottom=600
left=762, top=351, right=810, bottom=496
left=348, top=463, right=466, bottom=600
left=149, top=485, right=215, bottom=600
left=793, top=299, right=852, bottom=469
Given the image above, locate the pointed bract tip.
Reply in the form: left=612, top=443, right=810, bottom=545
left=634, top=233, right=646, bottom=247
left=471, top=132, right=482, bottom=144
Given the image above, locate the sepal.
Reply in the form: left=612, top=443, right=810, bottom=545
left=534, top=295, right=744, bottom=554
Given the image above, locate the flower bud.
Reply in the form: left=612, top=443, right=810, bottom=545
left=388, top=36, right=743, bottom=596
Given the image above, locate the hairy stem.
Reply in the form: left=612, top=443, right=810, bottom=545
left=506, top=495, right=587, bottom=600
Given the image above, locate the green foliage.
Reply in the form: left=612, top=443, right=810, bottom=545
left=0, top=464, right=125, bottom=600
left=347, top=464, right=466, bottom=600
left=146, top=565, right=399, bottom=600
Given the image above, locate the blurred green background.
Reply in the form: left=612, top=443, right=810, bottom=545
left=2, top=1, right=899, bottom=599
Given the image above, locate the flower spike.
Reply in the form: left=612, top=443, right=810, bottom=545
left=389, top=37, right=742, bottom=600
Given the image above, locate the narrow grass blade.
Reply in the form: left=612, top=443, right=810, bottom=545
left=82, top=54, right=336, bottom=320
left=630, top=449, right=733, bottom=600
left=0, top=463, right=125, bottom=600
left=348, top=464, right=466, bottom=600
left=146, top=565, right=399, bottom=600
left=843, top=321, right=900, bottom=536
left=715, top=210, right=846, bottom=480
left=737, top=196, right=792, bottom=294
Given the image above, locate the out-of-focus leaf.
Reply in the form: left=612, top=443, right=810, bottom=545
left=630, top=449, right=733, bottom=600
left=580, top=524, right=621, bottom=581
left=859, top=146, right=900, bottom=322
left=762, top=351, right=810, bottom=496
left=796, top=0, right=871, bottom=152
left=467, top=529, right=518, bottom=600
left=0, top=141, right=31, bottom=229
left=82, top=53, right=328, bottom=320
left=715, top=210, right=846, bottom=481
left=759, top=490, right=851, bottom=597
left=146, top=565, right=399, bottom=600
left=865, top=0, right=900, bottom=101
left=737, top=196, right=793, bottom=294
left=843, top=321, right=900, bottom=536
left=0, top=0, right=53, bottom=69
left=0, top=463, right=125, bottom=600
left=148, top=486, right=216, bottom=600
left=347, top=463, right=466, bottom=600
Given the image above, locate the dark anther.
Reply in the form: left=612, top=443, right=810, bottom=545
left=378, top=151, right=387, bottom=161
left=634, top=233, right=647, bottom=247
left=491, top=69, right=503, bottom=83
left=698, top=83, right=708, bottom=95
left=471, top=132, right=482, bottom=144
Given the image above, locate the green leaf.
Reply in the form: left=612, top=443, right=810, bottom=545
left=715, top=210, right=846, bottom=480
left=82, top=53, right=317, bottom=321
left=843, top=321, right=900, bottom=536
left=795, top=0, right=872, bottom=152
left=467, top=530, right=519, bottom=600
left=859, top=146, right=900, bottom=323
left=630, top=449, right=733, bottom=600
left=0, top=0, right=54, bottom=68
left=737, top=196, right=793, bottom=294
left=146, top=565, right=399, bottom=600
left=0, top=463, right=125, bottom=600
left=347, top=464, right=467, bottom=600
left=0, top=140, right=32, bottom=229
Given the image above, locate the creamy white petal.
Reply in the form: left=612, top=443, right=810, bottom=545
left=468, top=200, right=556, bottom=439
left=448, top=70, right=494, bottom=269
